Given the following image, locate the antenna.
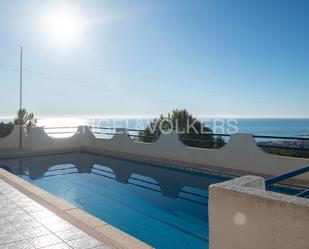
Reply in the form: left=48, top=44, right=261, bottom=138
left=20, top=46, right=23, bottom=111
left=19, top=46, right=23, bottom=149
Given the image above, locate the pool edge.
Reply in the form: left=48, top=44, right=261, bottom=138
left=0, top=168, right=154, bottom=249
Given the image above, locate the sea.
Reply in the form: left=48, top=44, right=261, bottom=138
left=1, top=118, right=309, bottom=138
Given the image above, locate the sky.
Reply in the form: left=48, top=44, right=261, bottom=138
left=0, top=0, right=309, bottom=119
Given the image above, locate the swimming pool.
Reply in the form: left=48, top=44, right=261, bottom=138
left=0, top=152, right=230, bottom=249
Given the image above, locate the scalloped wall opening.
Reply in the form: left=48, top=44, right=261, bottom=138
left=91, top=127, right=115, bottom=140
left=254, top=137, right=309, bottom=159
left=259, top=146, right=309, bottom=159
left=43, top=127, right=79, bottom=138
left=94, top=133, right=115, bottom=140
left=178, top=134, right=228, bottom=150
left=130, top=130, right=160, bottom=144
left=0, top=125, right=14, bottom=138
left=130, top=135, right=160, bottom=144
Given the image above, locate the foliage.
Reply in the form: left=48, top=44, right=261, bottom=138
left=138, top=109, right=226, bottom=149
left=0, top=109, right=36, bottom=138
left=13, top=109, right=37, bottom=127
left=262, top=147, right=309, bottom=159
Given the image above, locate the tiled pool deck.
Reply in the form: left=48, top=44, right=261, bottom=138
left=0, top=179, right=108, bottom=249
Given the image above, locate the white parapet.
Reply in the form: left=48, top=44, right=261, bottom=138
left=23, top=126, right=95, bottom=150
left=0, top=125, right=20, bottom=150
left=209, top=176, right=309, bottom=249
left=0, top=126, right=309, bottom=182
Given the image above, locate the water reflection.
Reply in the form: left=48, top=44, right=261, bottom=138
left=0, top=152, right=229, bottom=249
left=0, top=152, right=227, bottom=200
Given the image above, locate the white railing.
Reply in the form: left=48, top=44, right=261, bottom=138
left=0, top=125, right=309, bottom=182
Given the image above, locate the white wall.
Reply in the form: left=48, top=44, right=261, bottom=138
left=90, top=129, right=309, bottom=182
left=209, top=176, right=309, bottom=249
left=1, top=126, right=309, bottom=182
left=0, top=126, right=20, bottom=150
left=22, top=126, right=95, bottom=151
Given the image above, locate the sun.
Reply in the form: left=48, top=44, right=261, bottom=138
left=42, top=7, right=84, bottom=50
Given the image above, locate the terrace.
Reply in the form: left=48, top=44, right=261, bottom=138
left=1, top=0, right=309, bottom=248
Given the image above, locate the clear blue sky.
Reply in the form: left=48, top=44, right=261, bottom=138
left=0, top=0, right=309, bottom=118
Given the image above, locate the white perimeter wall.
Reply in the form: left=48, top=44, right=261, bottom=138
left=0, top=126, right=309, bottom=182
left=0, top=126, right=20, bottom=149
left=209, top=176, right=309, bottom=249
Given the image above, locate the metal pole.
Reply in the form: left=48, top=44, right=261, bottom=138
left=20, top=46, right=23, bottom=111
left=19, top=46, right=23, bottom=149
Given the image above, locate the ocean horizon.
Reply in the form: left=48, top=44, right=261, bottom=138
left=1, top=117, right=309, bottom=137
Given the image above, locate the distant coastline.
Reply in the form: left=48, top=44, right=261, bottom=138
left=1, top=118, right=309, bottom=138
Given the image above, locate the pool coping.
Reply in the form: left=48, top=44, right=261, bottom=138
left=0, top=168, right=154, bottom=249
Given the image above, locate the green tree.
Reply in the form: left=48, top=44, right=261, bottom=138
left=13, top=109, right=37, bottom=127
left=0, top=109, right=36, bottom=138
left=138, top=109, right=225, bottom=149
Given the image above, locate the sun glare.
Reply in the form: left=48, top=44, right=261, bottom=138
left=42, top=7, right=84, bottom=51
left=37, top=118, right=88, bottom=128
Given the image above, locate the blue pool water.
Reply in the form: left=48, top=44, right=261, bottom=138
left=0, top=152, right=231, bottom=249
